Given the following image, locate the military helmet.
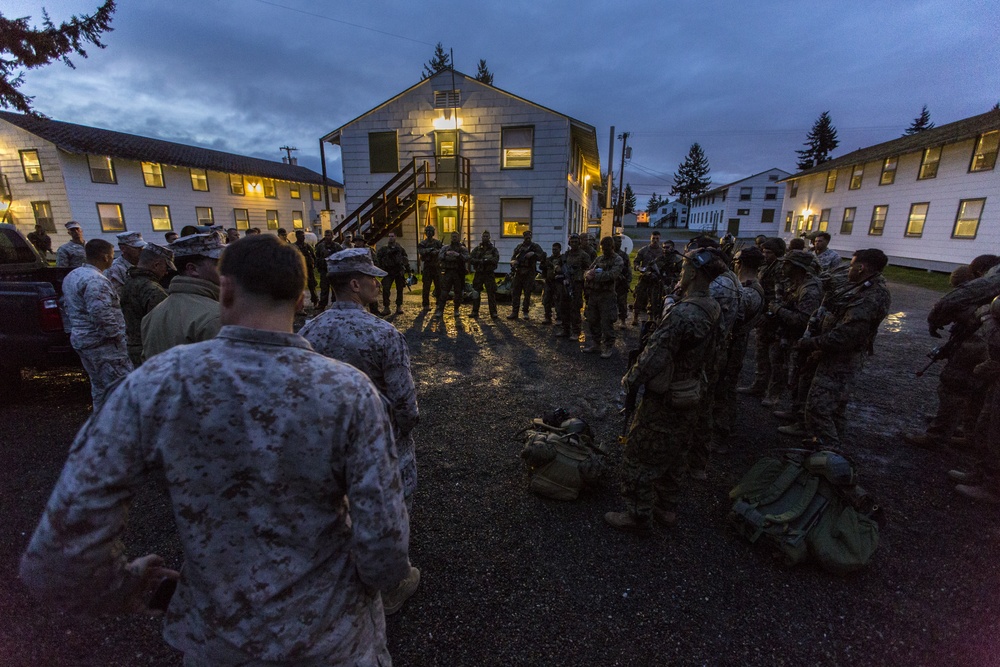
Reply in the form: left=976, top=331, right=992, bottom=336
left=424, top=225, right=436, bottom=236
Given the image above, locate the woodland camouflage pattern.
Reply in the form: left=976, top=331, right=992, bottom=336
left=20, top=326, right=410, bottom=666
left=120, top=266, right=169, bottom=366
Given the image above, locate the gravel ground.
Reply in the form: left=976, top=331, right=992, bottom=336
left=2, top=280, right=999, bottom=666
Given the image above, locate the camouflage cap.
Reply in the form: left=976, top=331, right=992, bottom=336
left=782, top=249, right=818, bottom=273
left=326, top=247, right=387, bottom=277
left=116, top=231, right=147, bottom=248
left=168, top=232, right=225, bottom=259
left=144, top=243, right=176, bottom=271
left=64, top=220, right=81, bottom=230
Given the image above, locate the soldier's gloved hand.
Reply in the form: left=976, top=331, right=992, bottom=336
left=124, top=554, right=181, bottom=616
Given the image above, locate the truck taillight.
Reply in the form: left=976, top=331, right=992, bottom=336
left=38, top=297, right=63, bottom=332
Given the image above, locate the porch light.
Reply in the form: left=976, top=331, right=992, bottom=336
left=246, top=177, right=262, bottom=193
left=432, top=113, right=462, bottom=131
left=803, top=208, right=813, bottom=218
left=436, top=195, right=458, bottom=207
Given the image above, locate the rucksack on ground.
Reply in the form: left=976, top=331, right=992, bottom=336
left=520, top=414, right=607, bottom=501
left=728, top=450, right=880, bottom=574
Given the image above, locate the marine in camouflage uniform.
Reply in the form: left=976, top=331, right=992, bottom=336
left=313, top=230, right=343, bottom=310
left=741, top=237, right=785, bottom=395
left=541, top=242, right=563, bottom=324
left=631, top=232, right=665, bottom=325
left=556, top=234, right=589, bottom=338
left=606, top=248, right=725, bottom=531
left=293, top=230, right=319, bottom=305
left=104, top=231, right=147, bottom=296
left=417, top=226, right=443, bottom=308
left=119, top=244, right=174, bottom=367
left=375, top=232, right=410, bottom=314
left=583, top=237, right=624, bottom=358
left=507, top=230, right=544, bottom=319
left=765, top=250, right=822, bottom=407
left=56, top=221, right=86, bottom=269
left=793, top=249, right=892, bottom=449
left=436, top=232, right=470, bottom=315
left=61, top=242, right=134, bottom=412
left=613, top=236, right=633, bottom=323
left=470, top=230, right=500, bottom=318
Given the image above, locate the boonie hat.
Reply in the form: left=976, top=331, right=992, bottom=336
left=116, top=231, right=147, bottom=249
left=326, top=247, right=387, bottom=277
left=65, top=220, right=81, bottom=230
left=144, top=243, right=177, bottom=271
left=783, top=249, right=819, bottom=273
left=169, top=232, right=225, bottom=259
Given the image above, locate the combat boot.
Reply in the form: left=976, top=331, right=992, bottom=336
left=582, top=337, right=599, bottom=353
left=651, top=506, right=677, bottom=527
left=902, top=432, right=946, bottom=451
left=777, top=423, right=807, bottom=437
left=600, top=344, right=614, bottom=359
left=382, top=566, right=421, bottom=616
left=555, top=328, right=569, bottom=338
left=603, top=511, right=650, bottom=533
left=773, top=410, right=799, bottom=421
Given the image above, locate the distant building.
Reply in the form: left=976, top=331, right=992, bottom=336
left=0, top=111, right=344, bottom=247
left=320, top=69, right=602, bottom=265
left=650, top=200, right=689, bottom=229
left=781, top=109, right=1000, bottom=271
left=688, top=168, right=790, bottom=238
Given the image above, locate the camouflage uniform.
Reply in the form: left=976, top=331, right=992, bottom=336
left=437, top=241, right=470, bottom=313
left=614, top=245, right=633, bottom=322
left=120, top=266, right=169, bottom=367
left=509, top=239, right=545, bottom=316
left=104, top=255, right=134, bottom=295
left=470, top=239, right=500, bottom=318
left=559, top=247, right=589, bottom=336
left=293, top=239, right=319, bottom=304
left=313, top=237, right=343, bottom=309
left=417, top=236, right=443, bottom=308
left=141, top=276, right=221, bottom=361
left=20, top=326, right=409, bottom=666
left=541, top=250, right=562, bottom=322
left=61, top=265, right=133, bottom=411
left=814, top=248, right=842, bottom=272
left=632, top=243, right=665, bottom=321
left=585, top=253, right=623, bottom=348
left=714, top=277, right=765, bottom=446
left=749, top=261, right=781, bottom=392
left=376, top=242, right=410, bottom=311
left=800, top=276, right=891, bottom=447
left=620, top=293, right=721, bottom=516
left=56, top=240, right=86, bottom=269
left=300, top=301, right=419, bottom=504
left=767, top=272, right=822, bottom=401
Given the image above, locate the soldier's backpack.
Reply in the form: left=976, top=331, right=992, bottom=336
left=728, top=450, right=881, bottom=574
left=520, top=413, right=607, bottom=501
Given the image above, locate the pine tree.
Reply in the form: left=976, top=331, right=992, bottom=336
left=0, top=1, right=116, bottom=114
left=421, top=42, right=451, bottom=79
left=624, top=184, right=637, bottom=214
left=646, top=193, right=662, bottom=214
left=670, top=143, right=711, bottom=208
left=903, top=105, right=935, bottom=136
left=795, top=111, right=839, bottom=170
left=474, top=59, right=493, bottom=85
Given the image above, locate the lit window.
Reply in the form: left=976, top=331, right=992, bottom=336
left=97, top=203, right=125, bottom=232
left=289, top=183, right=300, bottom=199
left=31, top=201, right=54, bottom=232
left=849, top=164, right=864, bottom=190
left=501, top=127, right=534, bottom=169
left=880, top=157, right=897, bottom=185
left=795, top=215, right=804, bottom=232
left=953, top=198, right=985, bottom=238
left=970, top=131, right=998, bottom=172
left=761, top=208, right=775, bottom=224
left=501, top=198, right=532, bottom=236
left=868, top=205, right=888, bottom=236
left=369, top=131, right=398, bottom=174
left=739, top=187, right=752, bottom=201
left=233, top=209, right=249, bottom=230
left=330, top=188, right=341, bottom=203
left=266, top=210, right=279, bottom=230
left=905, top=203, right=929, bottom=238
left=841, top=207, right=856, bottom=235
left=784, top=211, right=793, bottom=232
left=196, top=207, right=214, bottom=226
left=263, top=178, right=276, bottom=198
left=765, top=186, right=778, bottom=200
left=825, top=170, right=837, bottom=192
left=436, top=207, right=457, bottom=234
left=88, top=155, right=116, bottom=184
left=149, top=205, right=172, bottom=231
left=311, top=185, right=321, bottom=201
left=918, top=146, right=941, bottom=180
left=788, top=180, right=798, bottom=198
left=230, top=174, right=245, bottom=195
left=292, top=211, right=303, bottom=229
left=20, top=150, right=44, bottom=182
left=191, top=169, right=209, bottom=191
left=819, top=208, right=831, bottom=232
left=142, top=162, right=165, bottom=187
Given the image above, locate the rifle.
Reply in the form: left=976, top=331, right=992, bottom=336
left=619, top=320, right=655, bottom=444
left=916, top=319, right=978, bottom=377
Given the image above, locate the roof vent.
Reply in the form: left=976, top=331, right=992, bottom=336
left=434, top=90, right=461, bottom=109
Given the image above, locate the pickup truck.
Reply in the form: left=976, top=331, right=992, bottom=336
left=0, top=223, right=78, bottom=392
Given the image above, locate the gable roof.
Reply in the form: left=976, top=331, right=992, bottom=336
left=700, top=167, right=792, bottom=198
left=0, top=111, right=340, bottom=186
left=321, top=70, right=600, bottom=168
left=788, top=109, right=1000, bottom=181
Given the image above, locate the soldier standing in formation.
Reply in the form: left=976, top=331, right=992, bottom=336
left=417, top=225, right=443, bottom=309
left=293, top=230, right=319, bottom=307
left=470, top=230, right=500, bottom=319
left=765, top=250, right=822, bottom=410
left=606, top=247, right=727, bottom=531
left=507, top=230, right=544, bottom=320
left=556, top=234, right=589, bottom=339
left=60, top=239, right=133, bottom=411
left=313, top=229, right=343, bottom=311
left=739, top=237, right=786, bottom=395
left=613, top=235, right=633, bottom=324
left=376, top=232, right=410, bottom=315
left=120, top=244, right=174, bottom=367
left=56, top=220, right=86, bottom=269
left=631, top=231, right=664, bottom=326
left=436, top=231, right=470, bottom=316
left=583, top=236, right=623, bottom=359
left=541, top=242, right=563, bottom=325
left=105, top=231, right=147, bottom=296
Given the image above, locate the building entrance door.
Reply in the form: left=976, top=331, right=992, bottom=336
left=727, top=218, right=740, bottom=236
left=435, top=130, right=458, bottom=189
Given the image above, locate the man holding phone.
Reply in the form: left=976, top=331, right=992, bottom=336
left=20, top=235, right=411, bottom=666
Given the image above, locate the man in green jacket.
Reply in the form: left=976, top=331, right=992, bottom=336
left=120, top=244, right=175, bottom=367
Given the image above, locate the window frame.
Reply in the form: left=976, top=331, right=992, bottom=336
left=761, top=208, right=775, bottom=224
left=501, top=126, right=535, bottom=170
left=970, top=131, right=998, bottom=173
left=292, top=211, right=304, bottom=229
left=195, top=206, right=214, bottom=226
left=19, top=149, right=44, bottom=182
left=764, top=186, right=778, bottom=200
left=229, top=174, right=245, bottom=195
left=266, top=210, right=279, bottom=230
left=879, top=157, right=898, bottom=185
left=952, top=198, right=986, bottom=239
left=500, top=197, right=533, bottom=237
left=818, top=208, right=831, bottom=232
left=868, top=205, right=888, bottom=236
left=918, top=146, right=942, bottom=180
left=142, top=161, right=165, bottom=188
left=190, top=168, right=209, bottom=191
left=149, top=204, right=173, bottom=231
left=849, top=164, right=864, bottom=190
left=904, top=202, right=929, bottom=238
left=289, top=182, right=300, bottom=199
left=825, top=170, right=837, bottom=193
left=841, top=207, right=856, bottom=235
left=784, top=211, right=793, bottom=232
left=788, top=180, right=798, bottom=198
left=88, top=154, right=117, bottom=184
left=311, top=185, right=321, bottom=201
left=739, top=186, right=752, bottom=201
left=262, top=178, right=277, bottom=199
left=736, top=208, right=750, bottom=216
left=233, top=208, right=250, bottom=230
left=31, top=200, right=55, bottom=232
left=96, top=202, right=126, bottom=232
left=368, top=131, right=399, bottom=174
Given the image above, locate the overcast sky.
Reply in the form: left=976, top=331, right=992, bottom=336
left=8, top=0, right=1000, bottom=207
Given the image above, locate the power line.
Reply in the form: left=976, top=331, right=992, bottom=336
left=248, top=0, right=437, bottom=46
left=630, top=125, right=899, bottom=138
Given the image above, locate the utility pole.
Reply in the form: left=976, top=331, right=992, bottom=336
left=615, top=131, right=630, bottom=230
left=279, top=146, right=298, bottom=164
